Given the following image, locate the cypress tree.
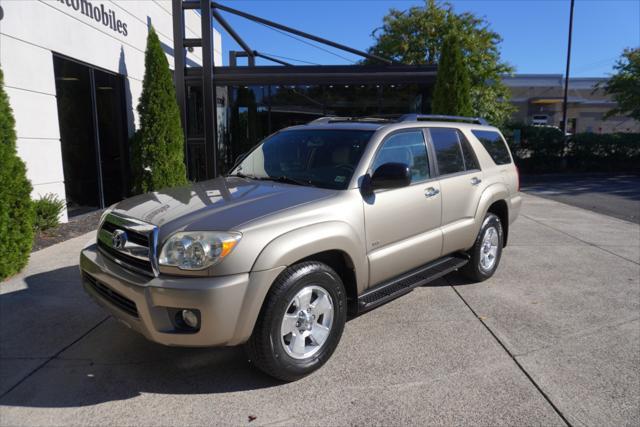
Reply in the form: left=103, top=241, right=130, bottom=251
left=431, top=33, right=473, bottom=117
left=0, top=67, right=35, bottom=279
left=132, top=26, right=188, bottom=193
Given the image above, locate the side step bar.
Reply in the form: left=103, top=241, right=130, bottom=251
left=357, top=254, right=469, bottom=313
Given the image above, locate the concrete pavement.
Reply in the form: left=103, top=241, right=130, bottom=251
left=1, top=194, right=638, bottom=426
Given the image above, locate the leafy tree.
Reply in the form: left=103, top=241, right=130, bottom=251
left=366, top=0, right=515, bottom=125
left=431, top=33, right=473, bottom=116
left=132, top=26, right=187, bottom=193
left=601, top=48, right=640, bottom=121
left=0, top=67, right=35, bottom=279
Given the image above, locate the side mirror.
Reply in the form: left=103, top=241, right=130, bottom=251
left=370, top=162, right=411, bottom=190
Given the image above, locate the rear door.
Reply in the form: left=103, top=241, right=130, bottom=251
left=471, top=129, right=518, bottom=194
left=428, top=127, right=485, bottom=255
left=363, top=129, right=442, bottom=286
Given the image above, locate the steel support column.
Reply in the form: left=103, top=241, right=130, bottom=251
left=171, top=0, right=188, bottom=166
left=200, top=0, right=218, bottom=178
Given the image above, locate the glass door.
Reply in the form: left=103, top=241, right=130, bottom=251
left=53, top=56, right=100, bottom=214
left=94, top=69, right=128, bottom=206
left=53, top=55, right=129, bottom=214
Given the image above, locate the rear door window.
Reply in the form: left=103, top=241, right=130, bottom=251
left=459, top=132, right=480, bottom=170
left=430, top=128, right=465, bottom=175
left=471, top=130, right=512, bottom=165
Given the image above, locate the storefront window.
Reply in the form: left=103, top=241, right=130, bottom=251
left=324, top=84, right=380, bottom=117
left=186, top=81, right=433, bottom=178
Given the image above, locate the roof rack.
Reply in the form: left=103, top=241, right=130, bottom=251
left=398, top=114, right=489, bottom=125
left=310, top=117, right=394, bottom=124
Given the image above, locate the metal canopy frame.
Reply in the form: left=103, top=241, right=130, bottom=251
left=171, top=0, right=402, bottom=179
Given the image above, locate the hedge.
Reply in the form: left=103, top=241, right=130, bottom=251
left=503, top=124, right=640, bottom=174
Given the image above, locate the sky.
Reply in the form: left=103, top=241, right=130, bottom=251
left=213, top=0, right=640, bottom=77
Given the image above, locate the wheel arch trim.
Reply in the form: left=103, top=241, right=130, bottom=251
left=471, top=183, right=510, bottom=244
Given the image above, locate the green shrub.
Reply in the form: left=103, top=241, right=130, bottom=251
left=502, top=125, right=566, bottom=173
left=569, top=132, right=640, bottom=173
left=33, top=193, right=66, bottom=232
left=131, top=26, right=188, bottom=193
left=0, top=67, right=35, bottom=280
left=502, top=122, right=640, bottom=174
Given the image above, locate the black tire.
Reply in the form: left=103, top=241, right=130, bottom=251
left=461, top=212, right=504, bottom=282
left=245, top=261, right=347, bottom=381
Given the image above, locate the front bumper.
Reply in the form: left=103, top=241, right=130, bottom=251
left=80, top=243, right=283, bottom=347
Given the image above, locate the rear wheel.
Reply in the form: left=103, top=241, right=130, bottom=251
left=462, top=213, right=504, bottom=282
left=246, top=261, right=347, bottom=381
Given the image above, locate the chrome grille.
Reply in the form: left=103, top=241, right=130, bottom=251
left=97, top=213, right=159, bottom=277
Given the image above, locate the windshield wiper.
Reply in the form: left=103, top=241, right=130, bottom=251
left=257, top=176, right=316, bottom=187
left=227, top=172, right=258, bottom=179
left=228, top=173, right=316, bottom=187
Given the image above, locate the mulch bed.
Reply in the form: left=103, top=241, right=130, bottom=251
left=32, top=209, right=104, bottom=252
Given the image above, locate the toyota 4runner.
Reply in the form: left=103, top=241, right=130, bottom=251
left=80, top=114, right=521, bottom=381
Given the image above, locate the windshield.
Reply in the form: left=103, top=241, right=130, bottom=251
left=229, top=129, right=374, bottom=190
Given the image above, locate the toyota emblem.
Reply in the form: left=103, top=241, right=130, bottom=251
left=111, top=229, right=128, bottom=249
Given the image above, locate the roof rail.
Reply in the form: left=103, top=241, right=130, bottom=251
left=398, top=114, right=489, bottom=125
left=309, top=117, right=394, bottom=124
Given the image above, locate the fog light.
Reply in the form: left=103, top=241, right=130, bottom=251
left=181, top=309, right=199, bottom=328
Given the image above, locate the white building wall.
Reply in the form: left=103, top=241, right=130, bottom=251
left=0, top=0, right=220, bottom=222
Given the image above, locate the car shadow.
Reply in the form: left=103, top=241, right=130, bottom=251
left=0, top=265, right=282, bottom=408
left=1, top=265, right=481, bottom=408
left=421, top=272, right=477, bottom=287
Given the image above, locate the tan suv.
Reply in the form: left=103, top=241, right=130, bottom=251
left=80, top=114, right=521, bottom=381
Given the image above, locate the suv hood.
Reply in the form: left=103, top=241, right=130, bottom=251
left=111, top=177, right=337, bottom=235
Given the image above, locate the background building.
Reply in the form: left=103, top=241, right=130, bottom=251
left=0, top=0, right=221, bottom=220
left=504, top=74, right=640, bottom=134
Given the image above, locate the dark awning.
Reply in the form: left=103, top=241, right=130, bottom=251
left=184, top=64, right=437, bottom=86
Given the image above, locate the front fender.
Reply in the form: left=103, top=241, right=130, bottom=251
left=227, top=222, right=367, bottom=345
left=251, top=221, right=368, bottom=293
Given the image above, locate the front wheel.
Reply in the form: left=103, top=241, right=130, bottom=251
left=245, top=261, right=347, bottom=381
left=461, top=213, right=504, bottom=282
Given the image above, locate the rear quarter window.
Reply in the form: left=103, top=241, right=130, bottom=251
left=471, top=130, right=512, bottom=165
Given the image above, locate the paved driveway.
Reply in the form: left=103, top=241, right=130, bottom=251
left=1, top=194, right=638, bottom=426
left=522, top=174, right=640, bottom=224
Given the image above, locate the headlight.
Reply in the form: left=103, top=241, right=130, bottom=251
left=158, top=231, right=241, bottom=271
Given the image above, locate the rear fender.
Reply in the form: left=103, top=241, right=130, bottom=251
left=470, top=183, right=510, bottom=243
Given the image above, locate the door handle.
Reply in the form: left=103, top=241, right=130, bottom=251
left=471, top=177, right=482, bottom=186
left=424, top=187, right=440, bottom=198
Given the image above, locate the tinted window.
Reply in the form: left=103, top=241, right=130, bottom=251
left=372, top=131, right=429, bottom=183
left=430, top=128, right=465, bottom=175
left=231, top=129, right=373, bottom=189
left=471, top=130, right=512, bottom=165
left=459, top=132, right=480, bottom=170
